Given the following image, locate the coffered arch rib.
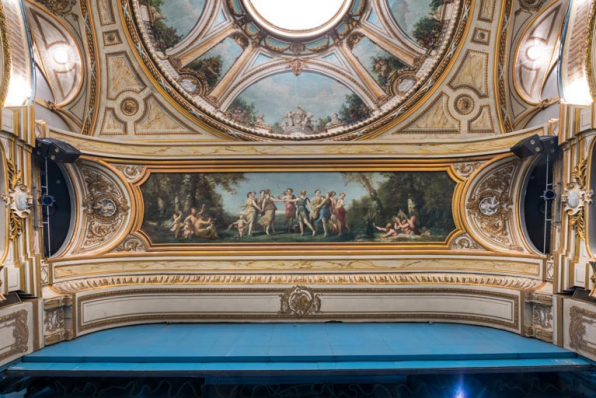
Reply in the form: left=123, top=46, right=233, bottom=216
left=217, top=57, right=381, bottom=111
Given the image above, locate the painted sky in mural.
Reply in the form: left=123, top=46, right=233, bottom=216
left=387, top=0, right=433, bottom=40
left=157, top=0, right=206, bottom=40
left=229, top=72, right=367, bottom=133
left=141, top=171, right=456, bottom=244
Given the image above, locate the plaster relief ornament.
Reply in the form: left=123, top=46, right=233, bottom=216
left=80, top=167, right=130, bottom=251
left=1, top=159, right=32, bottom=240
left=466, top=162, right=521, bottom=251
left=279, top=285, right=321, bottom=318
left=562, top=158, right=593, bottom=240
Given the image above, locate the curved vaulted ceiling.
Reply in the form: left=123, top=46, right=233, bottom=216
left=128, top=0, right=466, bottom=140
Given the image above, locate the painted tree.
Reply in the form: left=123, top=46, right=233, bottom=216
left=371, top=55, right=406, bottom=87
left=187, top=56, right=223, bottom=88
left=226, top=98, right=259, bottom=126
left=413, top=17, right=443, bottom=50
left=339, top=94, right=371, bottom=125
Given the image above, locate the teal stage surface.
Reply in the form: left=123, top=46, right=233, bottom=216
left=8, top=323, right=592, bottom=377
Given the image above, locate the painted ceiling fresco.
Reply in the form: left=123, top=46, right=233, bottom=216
left=134, top=0, right=465, bottom=140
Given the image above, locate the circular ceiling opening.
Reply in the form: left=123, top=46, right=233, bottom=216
left=243, top=0, right=351, bottom=39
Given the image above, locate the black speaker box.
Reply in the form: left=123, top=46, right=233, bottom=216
left=35, top=138, right=81, bottom=163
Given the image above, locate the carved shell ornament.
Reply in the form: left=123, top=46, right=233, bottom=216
left=562, top=158, right=593, bottom=240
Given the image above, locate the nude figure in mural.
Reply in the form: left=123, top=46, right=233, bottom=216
left=227, top=214, right=249, bottom=237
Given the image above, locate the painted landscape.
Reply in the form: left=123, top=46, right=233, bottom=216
left=140, top=171, right=456, bottom=244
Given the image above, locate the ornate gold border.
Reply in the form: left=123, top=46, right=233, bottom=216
left=132, top=158, right=465, bottom=255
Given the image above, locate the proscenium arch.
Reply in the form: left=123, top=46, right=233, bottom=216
left=218, top=63, right=379, bottom=112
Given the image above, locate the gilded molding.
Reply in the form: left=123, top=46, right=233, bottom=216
left=0, top=310, right=29, bottom=361
left=51, top=273, right=545, bottom=294
left=563, top=158, right=593, bottom=241
left=1, top=159, right=32, bottom=240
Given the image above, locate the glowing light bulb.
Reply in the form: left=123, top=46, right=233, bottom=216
left=526, top=45, right=544, bottom=61
left=52, top=47, right=70, bottom=64
left=5, top=75, right=32, bottom=107
left=565, top=78, right=593, bottom=105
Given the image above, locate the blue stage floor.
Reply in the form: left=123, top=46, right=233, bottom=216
left=9, top=323, right=592, bottom=377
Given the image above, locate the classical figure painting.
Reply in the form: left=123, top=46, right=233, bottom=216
left=140, top=171, right=456, bottom=244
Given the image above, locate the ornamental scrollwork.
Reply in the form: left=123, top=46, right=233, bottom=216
left=1, top=158, right=32, bottom=240
left=450, top=233, right=484, bottom=250
left=34, top=0, right=78, bottom=19
left=44, top=307, right=64, bottom=334
left=562, top=158, right=593, bottom=241
left=113, top=235, right=147, bottom=253
left=453, top=161, right=485, bottom=179
left=112, top=164, right=146, bottom=183
left=466, top=161, right=521, bottom=251
left=79, top=166, right=130, bottom=251
left=279, top=285, right=321, bottom=318
left=0, top=310, right=29, bottom=361
left=569, top=306, right=596, bottom=355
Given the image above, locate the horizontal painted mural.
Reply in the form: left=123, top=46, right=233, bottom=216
left=141, top=171, right=456, bottom=244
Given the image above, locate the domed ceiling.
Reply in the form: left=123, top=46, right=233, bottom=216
left=131, top=0, right=467, bottom=140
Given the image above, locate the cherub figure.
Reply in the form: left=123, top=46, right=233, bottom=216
left=227, top=213, right=249, bottom=237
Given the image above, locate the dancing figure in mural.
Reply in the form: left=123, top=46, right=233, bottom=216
left=242, top=191, right=260, bottom=236
left=258, top=190, right=278, bottom=235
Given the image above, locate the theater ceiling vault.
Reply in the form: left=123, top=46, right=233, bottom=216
left=3, top=0, right=596, bottom=369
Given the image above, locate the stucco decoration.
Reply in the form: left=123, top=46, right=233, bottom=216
left=464, top=157, right=529, bottom=253
left=61, top=160, right=133, bottom=256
